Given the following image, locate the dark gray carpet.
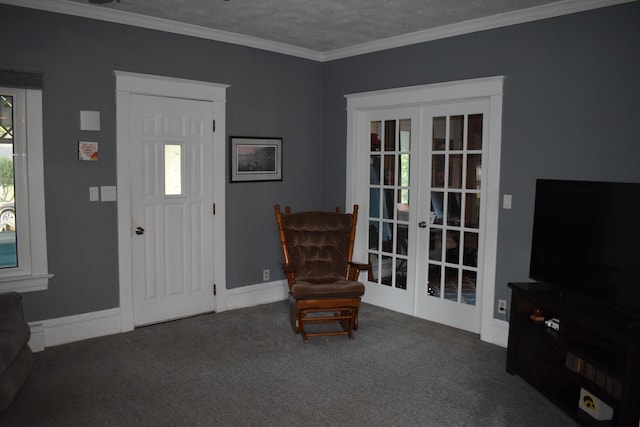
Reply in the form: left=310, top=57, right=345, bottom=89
left=0, top=301, right=577, bottom=426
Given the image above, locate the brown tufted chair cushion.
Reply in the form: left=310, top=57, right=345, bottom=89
left=280, top=211, right=364, bottom=299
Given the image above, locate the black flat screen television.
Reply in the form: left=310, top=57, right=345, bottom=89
left=529, top=179, right=640, bottom=317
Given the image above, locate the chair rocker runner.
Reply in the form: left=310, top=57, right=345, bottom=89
left=274, top=204, right=369, bottom=342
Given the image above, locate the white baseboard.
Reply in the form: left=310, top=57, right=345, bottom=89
left=28, top=307, right=121, bottom=352
left=27, top=280, right=509, bottom=352
left=28, top=281, right=289, bottom=352
left=486, top=318, right=509, bottom=348
left=224, top=280, right=288, bottom=311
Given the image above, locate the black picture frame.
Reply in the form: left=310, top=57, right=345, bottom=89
left=229, top=136, right=282, bottom=182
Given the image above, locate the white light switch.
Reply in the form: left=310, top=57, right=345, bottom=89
left=101, top=186, right=117, bottom=202
left=503, top=194, right=512, bottom=209
left=89, top=186, right=100, bottom=202
left=80, top=110, right=101, bottom=131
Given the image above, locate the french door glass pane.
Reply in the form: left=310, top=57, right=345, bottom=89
left=0, top=94, right=17, bottom=269
left=450, top=115, right=464, bottom=150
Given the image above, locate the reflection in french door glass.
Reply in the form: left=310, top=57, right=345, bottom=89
left=467, top=154, right=481, bottom=189
left=463, top=232, right=478, bottom=267
left=462, top=270, right=477, bottom=305
left=0, top=94, right=17, bottom=268
left=381, top=255, right=393, bottom=286
left=468, top=114, right=483, bottom=150
left=450, top=115, right=464, bottom=150
left=432, top=117, right=446, bottom=150
left=449, top=154, right=463, bottom=189
left=428, top=229, right=443, bottom=261
left=465, top=194, right=480, bottom=229
left=444, top=267, right=459, bottom=302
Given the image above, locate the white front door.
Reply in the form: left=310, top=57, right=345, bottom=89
left=130, top=94, right=215, bottom=326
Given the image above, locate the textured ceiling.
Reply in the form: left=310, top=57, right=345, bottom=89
left=68, top=0, right=561, bottom=52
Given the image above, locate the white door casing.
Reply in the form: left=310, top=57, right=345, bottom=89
left=116, top=72, right=229, bottom=331
left=345, top=77, right=504, bottom=342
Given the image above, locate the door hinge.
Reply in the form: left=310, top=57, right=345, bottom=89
left=212, top=120, right=216, bottom=132
left=213, top=203, right=216, bottom=215
left=213, top=284, right=217, bottom=296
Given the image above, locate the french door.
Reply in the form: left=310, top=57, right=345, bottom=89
left=347, top=77, right=503, bottom=337
left=364, top=108, right=418, bottom=314
left=414, top=101, right=490, bottom=333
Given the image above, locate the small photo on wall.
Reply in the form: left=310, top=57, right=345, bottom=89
left=78, top=141, right=99, bottom=161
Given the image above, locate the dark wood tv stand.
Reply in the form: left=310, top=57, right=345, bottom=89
left=506, top=282, right=640, bottom=427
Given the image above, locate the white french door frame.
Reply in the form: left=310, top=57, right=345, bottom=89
left=115, top=71, right=229, bottom=332
left=346, top=76, right=504, bottom=344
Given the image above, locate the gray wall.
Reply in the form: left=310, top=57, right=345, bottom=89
left=4, top=2, right=639, bottom=323
left=321, top=2, right=640, bottom=317
left=2, top=5, right=323, bottom=321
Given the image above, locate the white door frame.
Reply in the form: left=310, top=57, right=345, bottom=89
left=345, top=76, right=504, bottom=344
left=115, top=71, right=229, bottom=332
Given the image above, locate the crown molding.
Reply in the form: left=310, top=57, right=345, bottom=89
left=321, top=0, right=636, bottom=61
left=1, top=0, right=635, bottom=62
left=1, top=0, right=322, bottom=61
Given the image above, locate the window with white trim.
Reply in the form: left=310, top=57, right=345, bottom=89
left=0, top=83, right=51, bottom=292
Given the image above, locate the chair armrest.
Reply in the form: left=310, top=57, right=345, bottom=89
left=348, top=261, right=372, bottom=281
left=282, top=263, right=297, bottom=286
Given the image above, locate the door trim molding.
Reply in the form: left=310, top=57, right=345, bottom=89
left=345, top=76, right=504, bottom=344
left=115, top=71, right=229, bottom=331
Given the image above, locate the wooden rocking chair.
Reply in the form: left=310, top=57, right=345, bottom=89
left=274, top=204, right=369, bottom=342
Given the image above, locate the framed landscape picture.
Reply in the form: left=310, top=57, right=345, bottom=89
left=230, top=136, right=282, bottom=182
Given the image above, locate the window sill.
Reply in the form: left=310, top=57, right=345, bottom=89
left=0, top=273, right=53, bottom=293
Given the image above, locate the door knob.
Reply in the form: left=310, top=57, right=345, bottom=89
left=418, top=221, right=427, bottom=228
left=135, top=226, right=145, bottom=235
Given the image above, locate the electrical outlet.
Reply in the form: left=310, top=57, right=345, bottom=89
left=498, top=299, right=507, bottom=313
left=263, top=269, right=270, bottom=281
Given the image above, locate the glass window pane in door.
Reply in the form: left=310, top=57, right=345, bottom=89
left=396, top=223, right=408, bottom=255
left=370, top=155, right=381, bottom=184
left=384, top=120, right=396, bottom=151
left=448, top=154, right=463, bottom=189
left=447, top=193, right=461, bottom=226
left=432, top=155, right=445, bottom=187
left=383, top=155, right=395, bottom=186
left=444, top=267, right=459, bottom=302
left=164, top=144, right=182, bottom=196
left=429, top=229, right=443, bottom=261
left=462, top=231, right=478, bottom=267
left=449, top=115, right=464, bottom=150
left=468, top=114, right=483, bottom=150
left=462, top=270, right=477, bottom=305
left=396, top=258, right=407, bottom=289
left=371, top=121, right=382, bottom=151
left=432, top=117, right=446, bottom=150
left=445, top=230, right=460, bottom=263
left=369, top=220, right=379, bottom=250
left=466, top=154, right=481, bottom=189
left=399, top=119, right=411, bottom=151
left=381, top=255, right=393, bottom=286
left=464, top=194, right=480, bottom=229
